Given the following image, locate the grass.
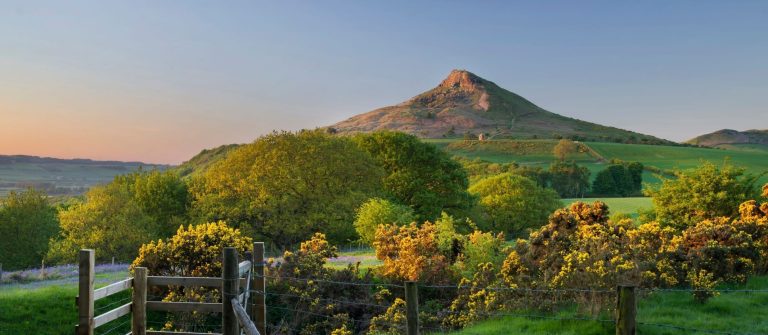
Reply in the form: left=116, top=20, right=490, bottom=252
left=452, top=276, right=768, bottom=335
left=427, top=139, right=768, bottom=186
left=326, top=247, right=382, bottom=270
left=0, top=278, right=132, bottom=335
left=563, top=197, right=653, bottom=219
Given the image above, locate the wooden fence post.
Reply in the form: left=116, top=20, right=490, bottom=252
left=132, top=267, right=147, bottom=335
left=405, top=281, right=419, bottom=335
left=223, top=247, right=240, bottom=335
left=616, top=285, right=636, bottom=335
left=77, top=249, right=95, bottom=335
left=252, top=242, right=266, bottom=335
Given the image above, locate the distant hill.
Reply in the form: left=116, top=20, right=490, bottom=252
left=0, top=154, right=167, bottom=196
left=687, top=129, right=768, bottom=151
left=330, top=69, right=673, bottom=145
left=176, top=144, right=241, bottom=177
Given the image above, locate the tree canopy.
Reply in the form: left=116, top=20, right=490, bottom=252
left=354, top=198, right=415, bottom=245
left=191, top=130, right=385, bottom=247
left=47, top=170, right=189, bottom=264
left=645, top=162, right=762, bottom=229
left=352, top=131, right=474, bottom=221
left=469, top=173, right=562, bottom=237
left=0, top=189, right=58, bottom=270
left=592, top=162, right=643, bottom=197
left=548, top=161, right=591, bottom=198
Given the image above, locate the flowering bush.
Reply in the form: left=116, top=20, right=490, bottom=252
left=373, top=222, right=454, bottom=284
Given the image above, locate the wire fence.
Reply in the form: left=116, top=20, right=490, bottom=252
left=248, top=273, right=768, bottom=335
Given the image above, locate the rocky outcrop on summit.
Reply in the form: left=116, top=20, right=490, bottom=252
left=330, top=69, right=671, bottom=144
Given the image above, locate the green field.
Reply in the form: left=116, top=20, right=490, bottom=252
left=0, top=156, right=165, bottom=196
left=563, top=197, right=653, bottom=218
left=427, top=139, right=768, bottom=186
left=5, top=269, right=768, bottom=335
left=452, top=276, right=768, bottom=335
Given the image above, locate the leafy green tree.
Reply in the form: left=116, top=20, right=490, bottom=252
left=131, top=170, right=190, bottom=236
left=646, top=162, right=762, bottom=229
left=592, top=164, right=639, bottom=196
left=354, top=198, right=415, bottom=245
left=0, top=189, right=58, bottom=270
left=553, top=139, right=578, bottom=161
left=47, top=170, right=189, bottom=264
left=548, top=161, right=590, bottom=198
left=48, top=181, right=156, bottom=263
left=191, top=130, right=384, bottom=248
left=469, top=173, right=562, bottom=237
left=352, top=131, right=474, bottom=221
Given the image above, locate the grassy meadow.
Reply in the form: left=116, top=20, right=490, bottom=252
left=428, top=139, right=768, bottom=186
left=0, top=157, right=164, bottom=196
left=451, top=276, right=768, bottom=335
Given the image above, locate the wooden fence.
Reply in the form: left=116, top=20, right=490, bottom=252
left=76, top=242, right=639, bottom=335
left=75, top=244, right=266, bottom=335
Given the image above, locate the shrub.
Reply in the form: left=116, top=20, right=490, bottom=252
left=0, top=189, right=58, bottom=270
left=469, top=173, right=561, bottom=237
left=646, top=162, right=761, bottom=229
left=354, top=198, right=415, bottom=245
left=688, top=269, right=720, bottom=303
left=130, top=221, right=252, bottom=331
left=373, top=222, right=455, bottom=284
left=453, top=230, right=507, bottom=279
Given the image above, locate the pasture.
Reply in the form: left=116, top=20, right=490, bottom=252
left=427, top=139, right=768, bottom=186
left=0, top=157, right=163, bottom=196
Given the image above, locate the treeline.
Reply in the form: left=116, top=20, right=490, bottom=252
left=126, top=163, right=768, bottom=333
left=456, top=157, right=645, bottom=198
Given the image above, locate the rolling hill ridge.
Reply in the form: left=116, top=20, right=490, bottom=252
left=687, top=129, right=768, bottom=151
left=330, top=69, right=673, bottom=144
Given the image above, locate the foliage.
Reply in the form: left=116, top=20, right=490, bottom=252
left=48, top=181, right=153, bottom=264
left=191, top=130, right=384, bottom=247
left=553, top=139, right=578, bottom=161
left=646, top=162, right=761, bottom=229
left=373, top=222, right=455, bottom=284
left=353, top=131, right=474, bottom=221
left=130, top=221, right=252, bottom=332
left=47, top=170, right=189, bottom=264
left=0, top=189, right=58, bottom=270
left=469, top=173, right=561, bottom=237
left=266, top=233, right=388, bottom=335
left=445, top=263, right=503, bottom=328
left=680, top=217, right=758, bottom=284
left=548, top=162, right=590, bottom=198
left=354, top=198, right=415, bottom=245
left=591, top=162, right=643, bottom=197
left=130, top=221, right=252, bottom=276
left=368, top=298, right=407, bottom=335
left=688, top=270, right=720, bottom=303
left=453, top=231, right=508, bottom=279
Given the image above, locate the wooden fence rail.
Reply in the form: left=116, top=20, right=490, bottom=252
left=76, top=244, right=264, bottom=335
left=76, top=242, right=636, bottom=335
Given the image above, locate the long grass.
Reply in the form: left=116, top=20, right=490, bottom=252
left=453, top=276, right=768, bottom=335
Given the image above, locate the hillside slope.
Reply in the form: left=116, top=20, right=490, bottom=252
left=687, top=129, right=768, bottom=149
left=0, top=155, right=165, bottom=196
left=331, top=70, right=672, bottom=144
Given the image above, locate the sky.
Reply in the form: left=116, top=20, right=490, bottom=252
left=1, top=1, right=766, bottom=164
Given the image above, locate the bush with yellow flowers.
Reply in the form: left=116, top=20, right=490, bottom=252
left=130, top=221, right=253, bottom=331
left=373, top=221, right=455, bottom=284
